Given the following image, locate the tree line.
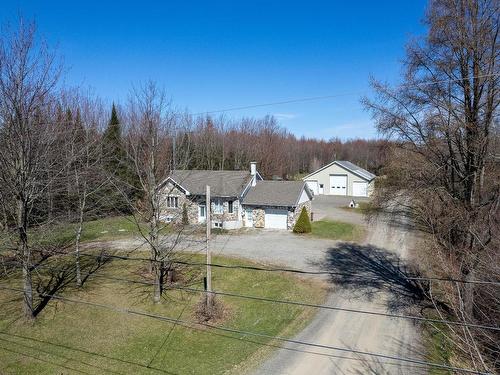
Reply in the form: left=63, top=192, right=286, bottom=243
left=0, top=18, right=386, bottom=320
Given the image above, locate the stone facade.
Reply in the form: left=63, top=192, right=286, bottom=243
left=159, top=181, right=242, bottom=228
left=252, top=208, right=265, bottom=228
left=210, top=199, right=242, bottom=229
left=159, top=182, right=198, bottom=224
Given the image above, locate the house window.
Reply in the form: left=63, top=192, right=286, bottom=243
left=167, top=196, right=179, bottom=208
left=213, top=199, right=223, bottom=214
left=319, top=184, right=324, bottom=188
left=199, top=205, right=206, bottom=218
left=214, top=221, right=223, bottom=228
left=228, top=201, right=234, bottom=214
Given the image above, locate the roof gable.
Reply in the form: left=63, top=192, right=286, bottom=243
left=303, top=160, right=376, bottom=181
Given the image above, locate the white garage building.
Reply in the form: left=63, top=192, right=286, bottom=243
left=302, top=160, right=376, bottom=197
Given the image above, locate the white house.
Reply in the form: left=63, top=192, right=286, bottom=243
left=302, top=160, right=376, bottom=197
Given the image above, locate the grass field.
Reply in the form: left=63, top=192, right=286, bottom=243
left=310, top=220, right=365, bottom=241
left=0, top=251, right=325, bottom=375
left=37, top=216, right=149, bottom=245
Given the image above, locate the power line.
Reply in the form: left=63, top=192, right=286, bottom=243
left=24, top=246, right=500, bottom=286
left=0, top=286, right=491, bottom=375
left=191, top=73, right=500, bottom=116
left=6, top=261, right=500, bottom=332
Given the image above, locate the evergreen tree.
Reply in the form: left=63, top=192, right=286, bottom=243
left=101, top=104, right=138, bottom=213
left=102, top=103, right=126, bottom=172
left=293, top=207, right=312, bottom=234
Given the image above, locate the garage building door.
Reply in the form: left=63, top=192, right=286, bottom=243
left=352, top=181, right=368, bottom=197
left=329, top=175, right=347, bottom=195
left=264, top=208, right=288, bottom=229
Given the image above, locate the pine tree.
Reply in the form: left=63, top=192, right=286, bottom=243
left=101, top=104, right=138, bottom=213
left=102, top=104, right=126, bottom=172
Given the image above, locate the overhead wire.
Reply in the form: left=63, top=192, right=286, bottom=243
left=0, top=285, right=491, bottom=375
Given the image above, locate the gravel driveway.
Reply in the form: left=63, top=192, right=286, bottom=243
left=104, top=196, right=422, bottom=374
left=311, top=195, right=370, bottom=225
left=208, top=198, right=423, bottom=375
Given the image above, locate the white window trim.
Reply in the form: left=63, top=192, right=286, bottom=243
left=213, top=199, right=223, bottom=214
left=167, top=195, right=179, bottom=209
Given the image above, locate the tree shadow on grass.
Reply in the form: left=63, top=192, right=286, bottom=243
left=32, top=248, right=115, bottom=317
left=310, top=242, right=429, bottom=313
left=0, top=332, right=178, bottom=374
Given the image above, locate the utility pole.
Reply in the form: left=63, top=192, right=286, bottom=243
left=205, top=185, right=213, bottom=311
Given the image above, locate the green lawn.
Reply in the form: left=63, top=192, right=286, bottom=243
left=310, top=220, right=365, bottom=241
left=34, top=216, right=153, bottom=246
left=0, top=252, right=325, bottom=375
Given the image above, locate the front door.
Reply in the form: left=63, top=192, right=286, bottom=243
left=244, top=208, right=254, bottom=227
left=198, top=205, right=206, bottom=223
left=329, top=175, right=347, bottom=195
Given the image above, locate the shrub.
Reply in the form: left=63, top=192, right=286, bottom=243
left=293, top=207, right=311, bottom=233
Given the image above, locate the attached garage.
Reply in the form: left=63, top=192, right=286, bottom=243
left=303, top=160, right=376, bottom=197
left=264, top=208, right=288, bottom=229
left=242, top=180, right=314, bottom=230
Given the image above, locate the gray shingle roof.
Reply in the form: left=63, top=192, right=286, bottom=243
left=169, top=170, right=252, bottom=197
left=336, top=161, right=376, bottom=180
left=242, top=181, right=309, bottom=207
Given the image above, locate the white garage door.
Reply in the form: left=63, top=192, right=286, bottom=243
left=329, top=175, right=347, bottom=195
left=264, top=208, right=288, bottom=229
left=305, top=181, right=318, bottom=195
left=352, top=181, right=368, bottom=197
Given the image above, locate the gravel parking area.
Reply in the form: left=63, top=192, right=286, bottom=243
left=311, top=195, right=370, bottom=225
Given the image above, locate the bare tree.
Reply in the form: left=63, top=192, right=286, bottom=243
left=0, top=19, right=62, bottom=318
left=66, top=93, right=108, bottom=286
left=124, top=81, right=178, bottom=303
left=363, top=0, right=499, bottom=370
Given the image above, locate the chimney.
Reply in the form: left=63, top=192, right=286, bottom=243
left=250, top=162, right=257, bottom=186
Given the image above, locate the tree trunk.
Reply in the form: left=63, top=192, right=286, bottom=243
left=75, top=207, right=84, bottom=287
left=18, top=199, right=33, bottom=319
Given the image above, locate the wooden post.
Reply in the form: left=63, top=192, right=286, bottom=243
left=205, top=185, right=213, bottom=310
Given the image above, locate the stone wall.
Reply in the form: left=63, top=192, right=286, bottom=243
left=159, top=183, right=243, bottom=228
left=253, top=208, right=265, bottom=228
left=159, top=182, right=198, bottom=224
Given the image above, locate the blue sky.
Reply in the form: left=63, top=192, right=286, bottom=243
left=2, top=1, right=427, bottom=140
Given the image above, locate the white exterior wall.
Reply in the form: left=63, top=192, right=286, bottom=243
left=304, top=163, right=373, bottom=196
left=297, top=189, right=310, bottom=204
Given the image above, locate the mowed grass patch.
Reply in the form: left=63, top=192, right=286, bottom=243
left=0, top=253, right=325, bottom=375
left=32, top=216, right=154, bottom=246
left=310, top=220, right=365, bottom=242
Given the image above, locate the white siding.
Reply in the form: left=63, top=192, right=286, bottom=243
left=304, top=162, right=374, bottom=196
left=297, top=188, right=310, bottom=204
